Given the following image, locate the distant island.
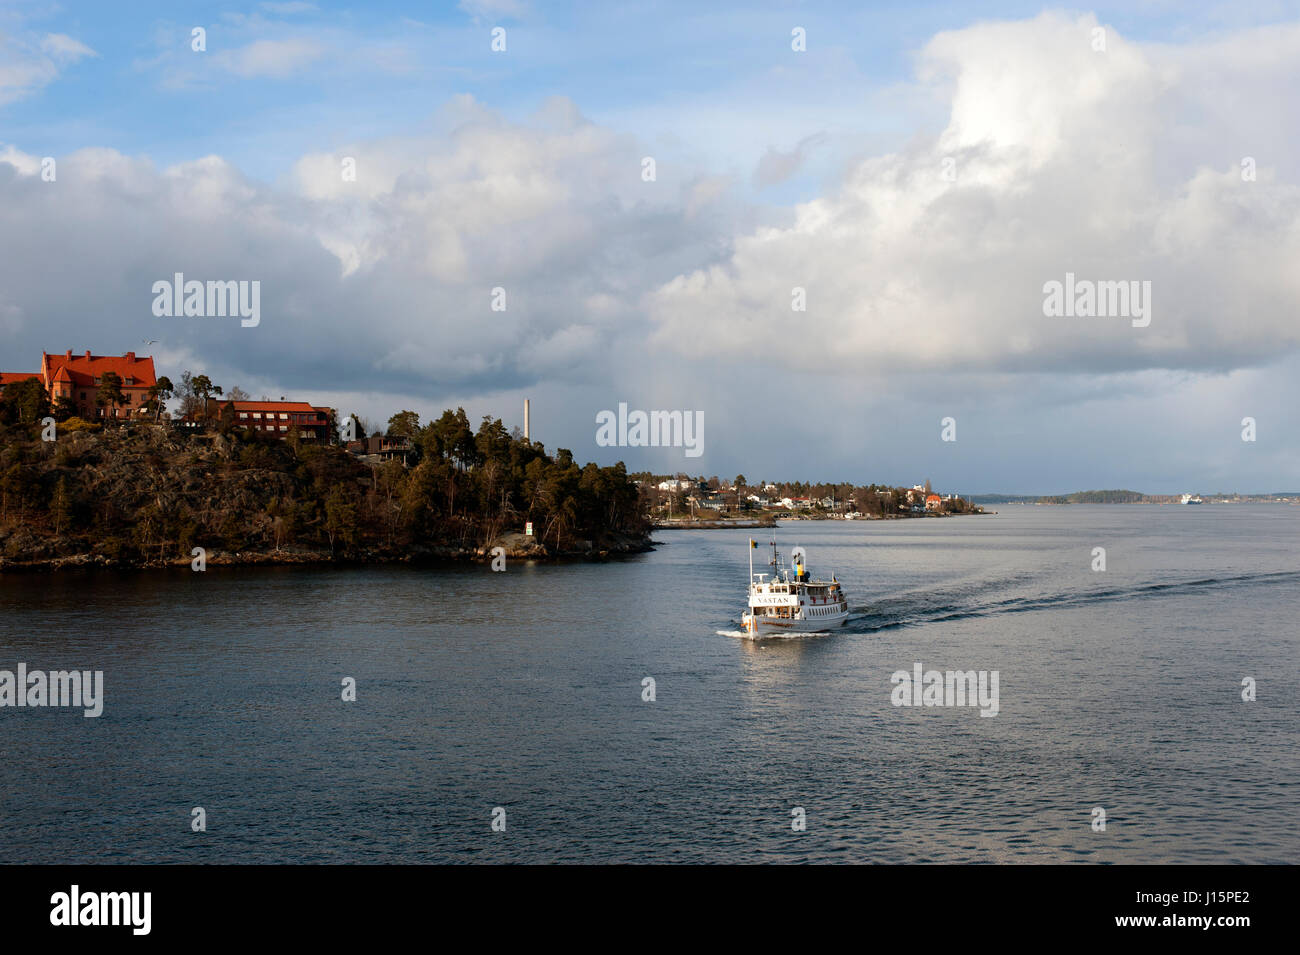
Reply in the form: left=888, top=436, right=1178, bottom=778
left=968, top=489, right=1300, bottom=504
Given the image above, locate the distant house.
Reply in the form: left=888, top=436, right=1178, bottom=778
left=657, top=479, right=692, bottom=492
left=925, top=493, right=943, bottom=511
left=217, top=399, right=334, bottom=441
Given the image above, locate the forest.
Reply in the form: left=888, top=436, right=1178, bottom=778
left=0, top=381, right=649, bottom=567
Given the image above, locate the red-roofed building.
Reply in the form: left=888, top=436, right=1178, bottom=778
left=925, top=493, right=943, bottom=511
left=44, top=350, right=157, bottom=420
left=1, top=351, right=158, bottom=419
left=215, top=399, right=334, bottom=442
left=0, top=372, right=40, bottom=394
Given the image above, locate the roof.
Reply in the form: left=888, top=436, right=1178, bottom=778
left=42, top=351, right=157, bottom=389
left=0, top=372, right=39, bottom=385
left=217, top=400, right=327, bottom=414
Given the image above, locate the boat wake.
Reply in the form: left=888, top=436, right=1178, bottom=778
left=843, top=569, right=1300, bottom=634
left=716, top=627, right=835, bottom=641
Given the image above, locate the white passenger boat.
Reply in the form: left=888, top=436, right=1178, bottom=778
left=741, top=539, right=849, bottom=636
left=1181, top=493, right=1204, bottom=505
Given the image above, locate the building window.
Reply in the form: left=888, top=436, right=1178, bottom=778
left=279, top=425, right=287, bottom=432
left=279, top=413, right=288, bottom=420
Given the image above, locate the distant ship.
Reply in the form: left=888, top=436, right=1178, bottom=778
left=741, top=539, right=849, bottom=636
left=1181, top=493, right=1204, bottom=505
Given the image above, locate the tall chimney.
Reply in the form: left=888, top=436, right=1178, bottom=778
left=524, top=398, right=530, bottom=441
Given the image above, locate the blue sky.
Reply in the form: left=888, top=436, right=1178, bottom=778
left=11, top=1, right=1292, bottom=186
left=4, top=1, right=1300, bottom=492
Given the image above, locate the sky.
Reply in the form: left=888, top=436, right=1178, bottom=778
left=2, top=0, right=1299, bottom=494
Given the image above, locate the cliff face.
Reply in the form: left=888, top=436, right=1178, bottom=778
left=0, top=424, right=651, bottom=570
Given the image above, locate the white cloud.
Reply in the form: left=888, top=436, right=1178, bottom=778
left=0, top=31, right=96, bottom=103
left=0, top=97, right=722, bottom=407
left=214, top=37, right=326, bottom=78
left=648, top=12, right=1300, bottom=377
left=754, top=133, right=828, bottom=188
left=40, top=33, right=98, bottom=63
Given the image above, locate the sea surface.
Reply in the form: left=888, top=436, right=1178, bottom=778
left=1, top=505, right=1297, bottom=864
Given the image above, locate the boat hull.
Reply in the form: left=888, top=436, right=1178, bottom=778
left=741, top=610, right=850, bottom=636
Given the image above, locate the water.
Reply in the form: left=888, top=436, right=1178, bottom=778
left=1, top=505, right=1296, bottom=863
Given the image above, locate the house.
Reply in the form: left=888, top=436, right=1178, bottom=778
left=216, top=399, right=334, bottom=441
left=1, top=350, right=158, bottom=420
left=657, top=479, right=694, bottom=492
left=925, top=493, right=943, bottom=511
left=346, top=434, right=414, bottom=463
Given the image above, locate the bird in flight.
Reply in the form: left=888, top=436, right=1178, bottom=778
left=142, top=339, right=159, bottom=346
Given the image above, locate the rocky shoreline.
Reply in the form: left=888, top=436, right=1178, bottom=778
left=0, top=530, right=655, bottom=572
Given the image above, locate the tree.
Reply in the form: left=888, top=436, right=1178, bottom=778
left=95, top=371, right=126, bottom=422
left=734, top=474, right=746, bottom=490
left=324, top=485, right=359, bottom=556
left=52, top=477, right=73, bottom=534
left=179, top=371, right=222, bottom=422
left=0, top=377, right=50, bottom=425
left=387, top=410, right=421, bottom=439
left=226, top=386, right=250, bottom=401
left=145, top=375, right=174, bottom=421
left=425, top=408, right=477, bottom=471
left=0, top=464, right=37, bottom=523
left=51, top=395, right=78, bottom=422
